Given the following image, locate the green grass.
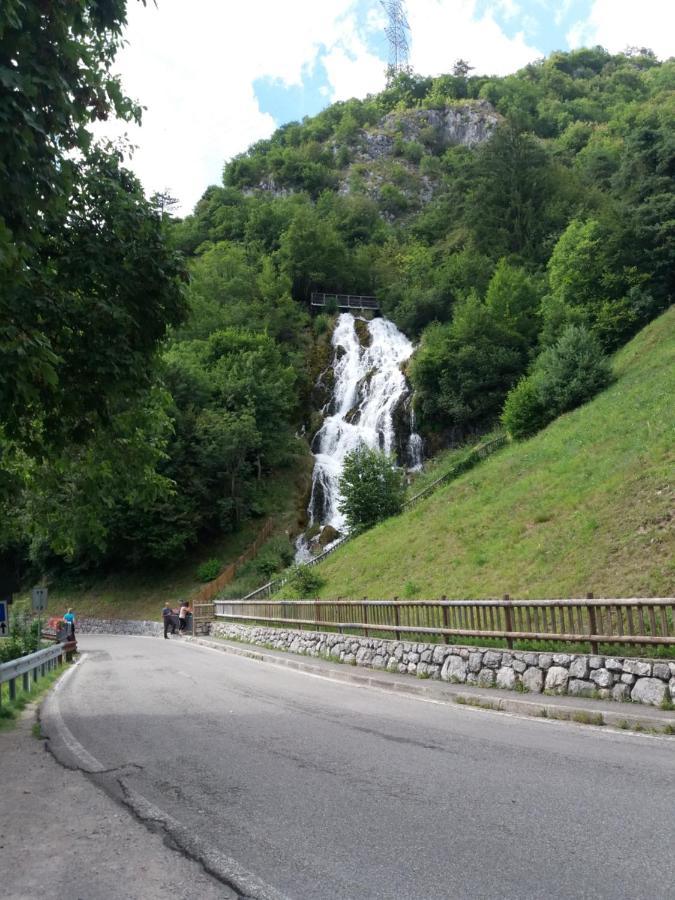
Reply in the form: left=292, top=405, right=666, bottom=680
left=314, top=307, right=675, bottom=603
left=38, top=444, right=313, bottom=621
left=0, top=661, right=70, bottom=732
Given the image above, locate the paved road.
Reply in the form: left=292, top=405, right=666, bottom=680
left=44, top=635, right=675, bottom=900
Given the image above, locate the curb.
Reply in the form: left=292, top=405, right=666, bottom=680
left=185, top=636, right=675, bottom=735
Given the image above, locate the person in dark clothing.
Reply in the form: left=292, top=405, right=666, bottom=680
left=162, top=604, right=177, bottom=638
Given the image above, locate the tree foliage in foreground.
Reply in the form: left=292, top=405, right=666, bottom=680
left=338, top=447, right=406, bottom=531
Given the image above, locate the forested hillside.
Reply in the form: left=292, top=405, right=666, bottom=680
left=2, top=36, right=673, bottom=588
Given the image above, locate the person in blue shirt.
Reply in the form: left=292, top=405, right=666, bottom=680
left=63, top=608, right=75, bottom=639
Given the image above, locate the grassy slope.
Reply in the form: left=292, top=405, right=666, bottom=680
left=316, top=308, right=675, bottom=600
left=43, top=443, right=313, bottom=620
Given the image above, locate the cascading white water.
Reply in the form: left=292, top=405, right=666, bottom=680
left=302, top=313, right=421, bottom=552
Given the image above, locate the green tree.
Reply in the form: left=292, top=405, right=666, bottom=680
left=502, top=325, right=611, bottom=440
left=410, top=295, right=527, bottom=438
left=338, top=446, right=406, bottom=531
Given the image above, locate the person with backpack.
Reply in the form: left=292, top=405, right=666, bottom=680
left=162, top=604, right=177, bottom=638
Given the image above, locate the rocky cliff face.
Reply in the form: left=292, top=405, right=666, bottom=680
left=248, top=101, right=500, bottom=210
left=354, top=100, right=500, bottom=164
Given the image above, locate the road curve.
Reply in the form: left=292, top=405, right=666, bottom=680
left=43, top=635, right=675, bottom=900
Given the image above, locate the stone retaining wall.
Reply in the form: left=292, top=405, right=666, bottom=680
left=77, top=618, right=163, bottom=637
left=211, top=623, right=675, bottom=708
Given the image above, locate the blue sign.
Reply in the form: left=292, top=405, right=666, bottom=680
left=0, top=600, right=7, bottom=637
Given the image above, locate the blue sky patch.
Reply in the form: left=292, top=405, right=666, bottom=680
left=254, top=54, right=333, bottom=125
left=476, top=0, right=594, bottom=54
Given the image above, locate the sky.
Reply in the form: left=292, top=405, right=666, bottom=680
left=102, top=0, right=674, bottom=214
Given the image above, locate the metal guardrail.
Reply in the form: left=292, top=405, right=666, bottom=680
left=241, top=435, right=508, bottom=601
left=214, top=597, right=675, bottom=653
left=310, top=292, right=380, bottom=311
left=0, top=643, right=69, bottom=706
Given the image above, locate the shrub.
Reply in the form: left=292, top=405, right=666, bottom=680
left=313, top=313, right=331, bottom=336
left=196, top=558, right=221, bottom=582
left=536, top=324, right=612, bottom=413
left=502, top=324, right=611, bottom=440
left=501, top=376, right=548, bottom=440
left=291, top=565, right=326, bottom=596
left=338, top=445, right=406, bottom=530
left=254, top=536, right=295, bottom=579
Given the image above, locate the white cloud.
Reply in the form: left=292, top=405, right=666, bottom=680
left=408, top=0, right=541, bottom=76
left=97, top=0, right=545, bottom=215
left=567, top=0, right=675, bottom=58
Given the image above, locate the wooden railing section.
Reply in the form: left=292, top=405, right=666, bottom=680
left=191, top=519, right=274, bottom=634
left=310, top=292, right=380, bottom=311
left=213, top=597, right=675, bottom=652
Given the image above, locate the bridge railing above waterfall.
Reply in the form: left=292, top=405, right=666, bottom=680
left=310, top=292, right=380, bottom=312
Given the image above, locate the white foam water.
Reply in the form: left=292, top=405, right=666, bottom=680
left=306, top=313, right=421, bottom=537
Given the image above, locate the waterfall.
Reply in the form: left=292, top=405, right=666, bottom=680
left=300, top=313, right=421, bottom=557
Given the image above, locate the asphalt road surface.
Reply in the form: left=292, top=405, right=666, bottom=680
left=44, top=635, right=675, bottom=900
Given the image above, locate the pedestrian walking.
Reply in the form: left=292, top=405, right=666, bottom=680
left=178, top=601, right=191, bottom=634
left=162, top=604, right=177, bottom=639
left=63, top=608, right=76, bottom=639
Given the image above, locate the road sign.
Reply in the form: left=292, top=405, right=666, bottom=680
left=31, top=587, right=48, bottom=612
left=0, top=600, right=7, bottom=637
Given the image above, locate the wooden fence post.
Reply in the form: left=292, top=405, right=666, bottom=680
left=586, top=592, right=599, bottom=655
left=362, top=598, right=369, bottom=638
left=393, top=597, right=400, bottom=641
left=441, top=595, right=450, bottom=644
left=503, top=594, right=514, bottom=649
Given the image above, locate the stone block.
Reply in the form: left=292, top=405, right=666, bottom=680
left=544, top=666, right=569, bottom=694
left=590, top=668, right=614, bottom=688
left=631, top=677, right=668, bottom=707
left=496, top=667, right=516, bottom=690
left=501, top=653, right=513, bottom=667
left=539, top=654, right=553, bottom=669
left=670, top=678, right=675, bottom=702
left=512, top=660, right=527, bottom=673
left=468, top=652, right=483, bottom=673
left=569, top=657, right=589, bottom=680
left=652, top=663, right=671, bottom=681
left=416, top=662, right=428, bottom=677
left=621, top=673, right=636, bottom=685
left=552, top=653, right=571, bottom=666
left=420, top=649, right=433, bottom=663
left=432, top=645, right=448, bottom=665
left=483, top=650, right=502, bottom=669
left=393, top=643, right=404, bottom=660
left=408, top=652, right=420, bottom=664
left=466, top=672, right=479, bottom=686
left=372, top=655, right=386, bottom=669
left=612, top=683, right=631, bottom=702
left=605, top=657, right=623, bottom=672
left=478, top=668, right=495, bottom=688
left=623, top=659, right=651, bottom=677
left=524, top=653, right=539, bottom=666
left=441, top=655, right=468, bottom=683
left=522, top=667, right=544, bottom=693
left=386, top=657, right=398, bottom=672
left=589, top=656, right=604, bottom=669
left=568, top=679, right=596, bottom=698
left=407, top=662, right=417, bottom=675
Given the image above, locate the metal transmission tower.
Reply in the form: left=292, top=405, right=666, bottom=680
left=381, top=0, right=410, bottom=75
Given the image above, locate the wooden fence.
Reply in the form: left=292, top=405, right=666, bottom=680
left=213, top=596, right=675, bottom=653
left=191, top=519, right=274, bottom=634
